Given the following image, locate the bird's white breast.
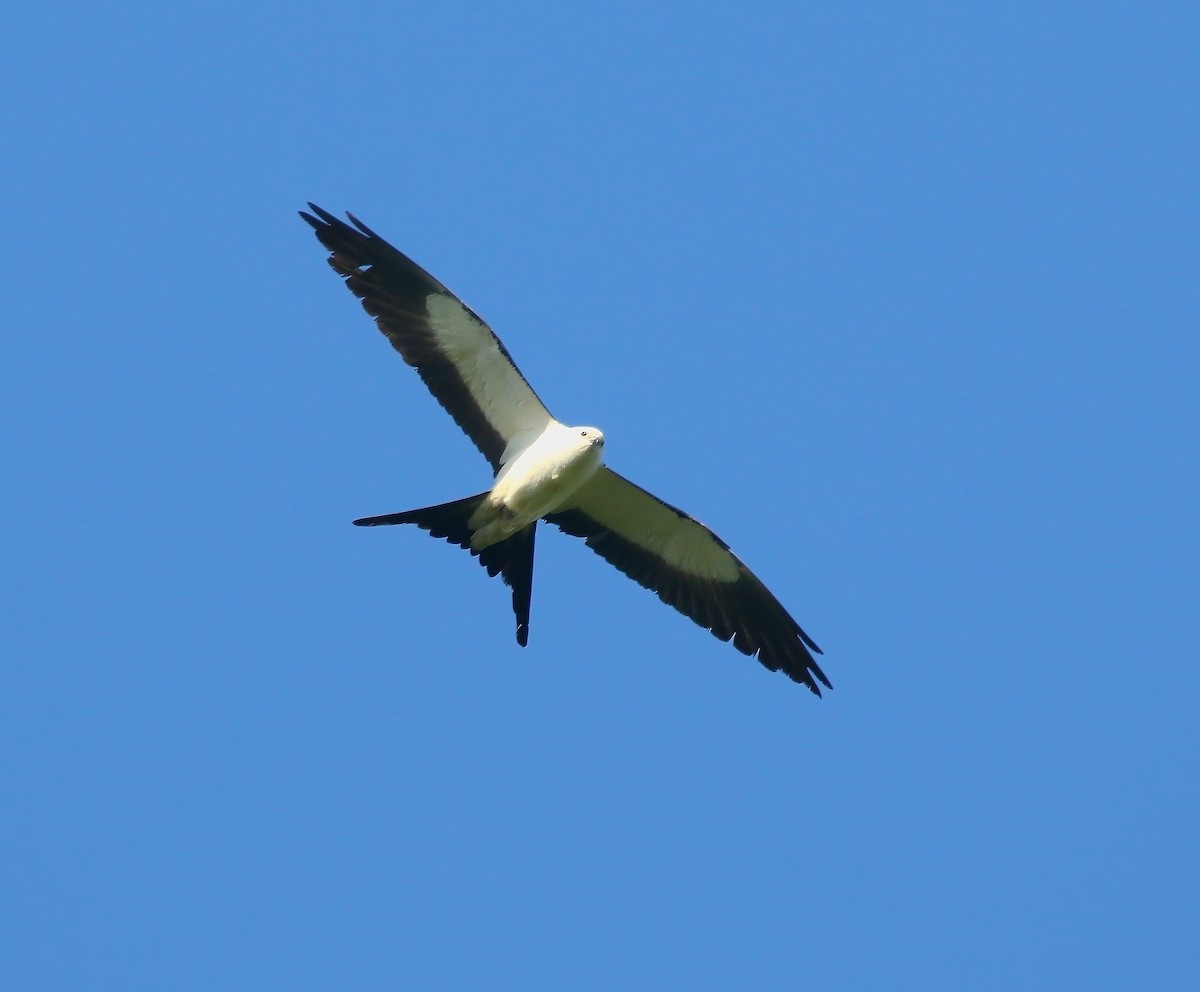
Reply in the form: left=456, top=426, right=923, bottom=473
left=490, top=423, right=604, bottom=521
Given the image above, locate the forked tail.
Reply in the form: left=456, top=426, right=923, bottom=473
left=354, top=495, right=537, bottom=646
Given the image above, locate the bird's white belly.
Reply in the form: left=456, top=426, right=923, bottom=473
left=469, top=425, right=604, bottom=548
left=493, top=437, right=601, bottom=518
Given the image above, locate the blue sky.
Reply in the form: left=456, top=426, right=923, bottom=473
left=3, top=2, right=1197, bottom=988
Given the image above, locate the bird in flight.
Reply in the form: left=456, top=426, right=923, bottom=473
left=301, top=205, right=829, bottom=692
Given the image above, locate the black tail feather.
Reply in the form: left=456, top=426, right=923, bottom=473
left=354, top=495, right=537, bottom=646
left=505, top=524, right=535, bottom=646
left=354, top=493, right=485, bottom=545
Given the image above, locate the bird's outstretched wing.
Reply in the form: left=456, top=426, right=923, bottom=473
left=301, top=205, right=555, bottom=471
left=546, top=468, right=829, bottom=693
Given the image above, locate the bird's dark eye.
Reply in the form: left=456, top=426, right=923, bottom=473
left=580, top=430, right=588, bottom=436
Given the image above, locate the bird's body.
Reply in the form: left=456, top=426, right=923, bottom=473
left=302, top=204, right=830, bottom=692
left=470, top=423, right=605, bottom=549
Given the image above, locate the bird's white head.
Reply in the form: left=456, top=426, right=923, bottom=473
left=570, top=424, right=606, bottom=475
left=575, top=426, right=605, bottom=449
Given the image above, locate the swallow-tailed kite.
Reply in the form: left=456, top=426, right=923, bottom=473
left=302, top=205, right=829, bottom=692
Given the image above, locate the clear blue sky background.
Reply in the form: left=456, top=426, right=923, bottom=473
left=3, top=2, right=1197, bottom=988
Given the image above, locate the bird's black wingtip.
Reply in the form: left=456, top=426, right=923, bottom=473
left=300, top=202, right=333, bottom=228
left=301, top=204, right=383, bottom=249
left=516, top=623, right=529, bottom=647
left=810, top=665, right=833, bottom=694
left=793, top=669, right=829, bottom=697
left=778, top=653, right=831, bottom=695
left=344, top=210, right=380, bottom=239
